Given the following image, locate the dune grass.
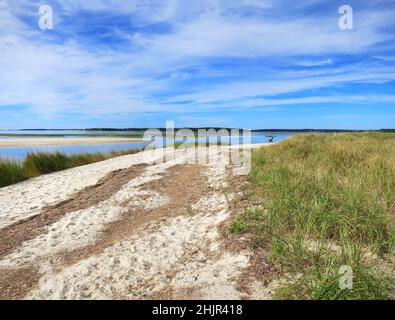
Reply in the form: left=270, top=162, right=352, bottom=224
left=0, top=149, right=140, bottom=187
left=230, top=132, right=395, bottom=300
left=0, top=160, right=26, bottom=188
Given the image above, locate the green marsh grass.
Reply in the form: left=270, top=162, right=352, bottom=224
left=230, top=132, right=395, bottom=299
left=0, top=159, right=26, bottom=188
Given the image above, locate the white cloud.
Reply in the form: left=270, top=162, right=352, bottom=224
left=375, top=56, right=395, bottom=62
left=1, top=0, right=395, bottom=124
left=165, top=66, right=395, bottom=105
left=131, top=13, right=393, bottom=58
left=296, top=59, right=333, bottom=67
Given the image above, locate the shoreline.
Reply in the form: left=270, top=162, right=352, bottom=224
left=0, top=137, right=143, bottom=147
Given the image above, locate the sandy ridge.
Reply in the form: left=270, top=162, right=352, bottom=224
left=0, top=144, right=272, bottom=299
left=0, top=137, right=142, bottom=147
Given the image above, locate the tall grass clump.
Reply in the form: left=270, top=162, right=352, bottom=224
left=230, top=132, right=395, bottom=299
left=0, top=159, right=26, bottom=187
left=23, top=152, right=71, bottom=177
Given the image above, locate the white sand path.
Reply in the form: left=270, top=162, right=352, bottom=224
left=0, top=144, right=272, bottom=300
left=0, top=137, right=142, bottom=147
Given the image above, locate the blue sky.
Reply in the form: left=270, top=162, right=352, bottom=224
left=0, top=0, right=394, bottom=129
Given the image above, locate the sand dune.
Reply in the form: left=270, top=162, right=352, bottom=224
left=0, top=144, right=275, bottom=300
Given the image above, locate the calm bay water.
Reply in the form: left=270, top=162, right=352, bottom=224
left=0, top=131, right=297, bottom=160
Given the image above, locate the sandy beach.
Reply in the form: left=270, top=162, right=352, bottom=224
left=0, top=144, right=277, bottom=300
left=0, top=137, right=143, bottom=147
